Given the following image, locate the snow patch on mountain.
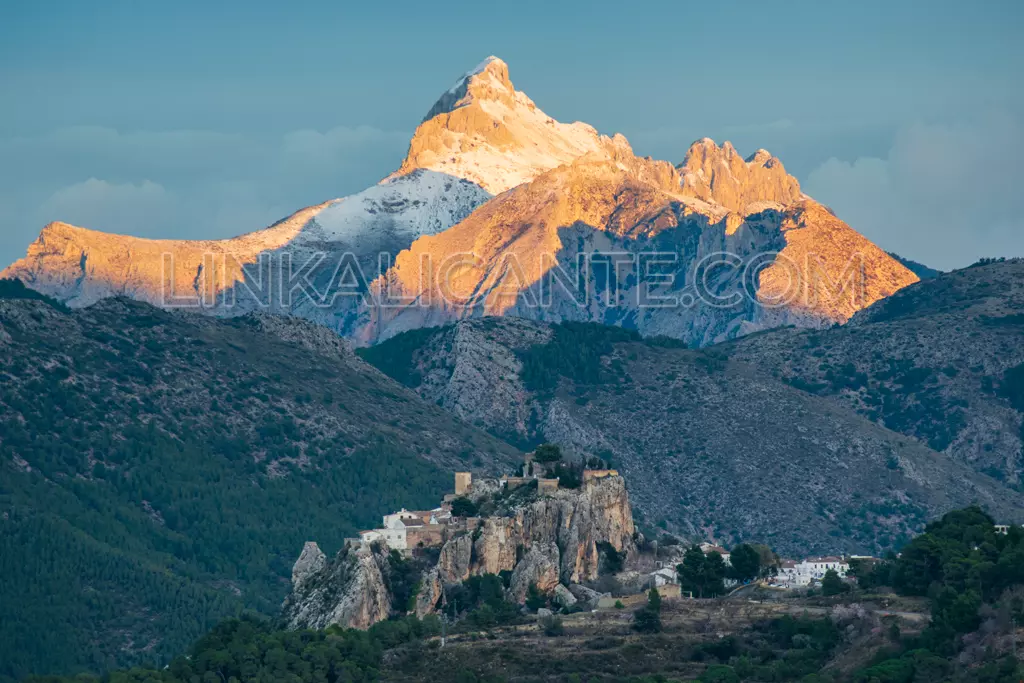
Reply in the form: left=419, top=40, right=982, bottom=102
left=304, top=170, right=491, bottom=249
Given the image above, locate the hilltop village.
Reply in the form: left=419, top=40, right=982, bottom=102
left=350, top=447, right=619, bottom=556
left=350, top=445, right=872, bottom=594
left=283, top=446, right=895, bottom=634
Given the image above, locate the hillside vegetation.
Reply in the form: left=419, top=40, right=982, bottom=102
left=358, top=318, right=1024, bottom=554
left=729, top=259, right=1024, bottom=485
left=0, top=293, right=519, bottom=681
left=29, top=508, right=1024, bottom=683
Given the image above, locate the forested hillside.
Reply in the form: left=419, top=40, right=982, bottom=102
left=28, top=508, right=1024, bottom=683
left=0, top=288, right=520, bottom=681
left=729, top=259, right=1024, bottom=486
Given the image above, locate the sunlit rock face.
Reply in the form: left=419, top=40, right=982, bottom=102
left=2, top=56, right=917, bottom=346
left=2, top=172, right=490, bottom=318
left=389, top=56, right=628, bottom=194
left=678, top=138, right=804, bottom=212
left=359, top=149, right=917, bottom=346
left=414, top=475, right=636, bottom=616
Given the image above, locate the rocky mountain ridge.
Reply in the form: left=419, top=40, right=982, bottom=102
left=3, top=57, right=916, bottom=347
left=677, top=138, right=804, bottom=212
left=359, top=149, right=916, bottom=345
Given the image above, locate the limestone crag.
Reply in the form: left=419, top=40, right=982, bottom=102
left=507, top=544, right=561, bottom=603
left=417, top=475, right=635, bottom=614
left=678, top=138, right=804, bottom=212
left=281, top=542, right=393, bottom=631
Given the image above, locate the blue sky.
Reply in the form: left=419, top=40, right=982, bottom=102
left=1, top=0, right=1022, bottom=270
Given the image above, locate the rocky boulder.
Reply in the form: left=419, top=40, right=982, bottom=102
left=568, top=584, right=604, bottom=609
left=553, top=584, right=577, bottom=608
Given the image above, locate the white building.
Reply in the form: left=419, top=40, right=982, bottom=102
left=358, top=529, right=384, bottom=544
left=777, top=556, right=849, bottom=587
left=383, top=508, right=426, bottom=528
left=648, top=566, right=679, bottom=588
left=359, top=508, right=441, bottom=551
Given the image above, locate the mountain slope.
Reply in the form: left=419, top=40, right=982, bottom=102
left=727, top=258, right=1024, bottom=485
left=360, top=148, right=917, bottom=345
left=357, top=317, right=1024, bottom=553
left=886, top=252, right=942, bottom=279
left=3, top=57, right=916, bottom=347
left=3, top=171, right=491, bottom=314
left=0, top=292, right=519, bottom=680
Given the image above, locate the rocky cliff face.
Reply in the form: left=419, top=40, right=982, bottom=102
left=281, top=475, right=635, bottom=629
left=678, top=138, right=804, bottom=212
left=415, top=475, right=635, bottom=616
left=361, top=148, right=916, bottom=346
left=281, top=542, right=393, bottom=631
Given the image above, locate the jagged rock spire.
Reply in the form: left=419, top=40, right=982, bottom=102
left=677, top=138, right=803, bottom=213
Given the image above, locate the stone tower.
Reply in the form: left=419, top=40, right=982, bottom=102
left=455, top=472, right=472, bottom=496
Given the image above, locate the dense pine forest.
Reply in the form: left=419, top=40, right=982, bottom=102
left=0, top=288, right=519, bottom=681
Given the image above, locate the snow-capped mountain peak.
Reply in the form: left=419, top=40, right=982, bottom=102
left=390, top=56, right=624, bottom=194
left=421, top=56, right=514, bottom=122
left=2, top=58, right=918, bottom=350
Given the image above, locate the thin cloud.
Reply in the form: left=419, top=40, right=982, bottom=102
left=0, top=124, right=410, bottom=267
left=805, top=111, right=1024, bottom=270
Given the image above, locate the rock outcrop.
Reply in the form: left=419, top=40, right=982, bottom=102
left=416, top=475, right=635, bottom=615
left=285, top=475, right=635, bottom=626
left=281, top=543, right=393, bottom=631
left=678, top=138, right=803, bottom=212
left=291, top=541, right=327, bottom=591
left=507, top=544, right=562, bottom=604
